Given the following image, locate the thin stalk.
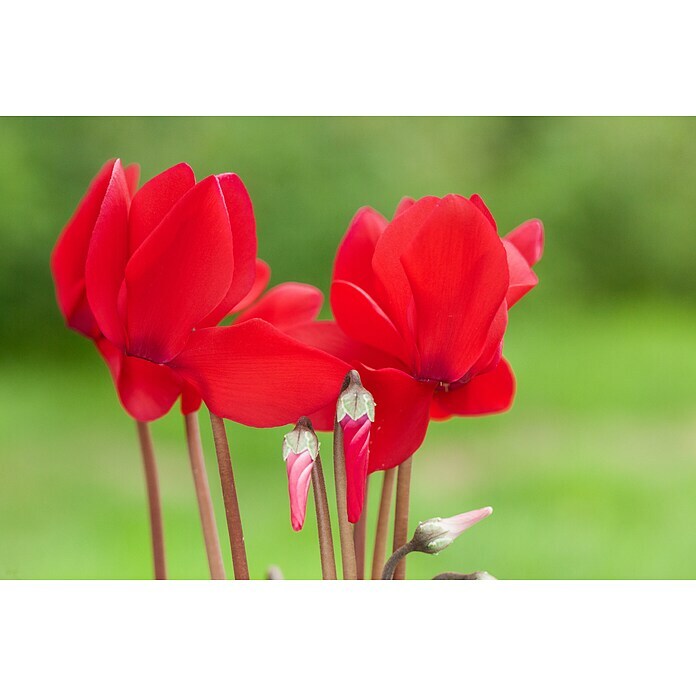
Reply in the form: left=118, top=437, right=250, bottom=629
left=312, top=452, right=337, bottom=580
left=353, top=476, right=369, bottom=580
left=209, top=413, right=250, bottom=580
left=392, top=457, right=413, bottom=580
left=371, top=468, right=396, bottom=579
left=382, top=540, right=417, bottom=580
left=184, top=412, right=226, bottom=580
left=333, top=419, right=357, bottom=579
left=135, top=421, right=167, bottom=580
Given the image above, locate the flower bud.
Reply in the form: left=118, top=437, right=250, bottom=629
left=412, top=507, right=493, bottom=554
left=337, top=370, right=375, bottom=523
left=282, top=418, right=320, bottom=532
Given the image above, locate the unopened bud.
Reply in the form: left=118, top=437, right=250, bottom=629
left=337, top=371, right=375, bottom=523
left=412, top=507, right=493, bottom=554
left=283, top=418, right=320, bottom=532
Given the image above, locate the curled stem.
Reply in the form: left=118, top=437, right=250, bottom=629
left=392, top=457, right=413, bottom=580
left=382, top=540, right=417, bottom=580
left=209, top=413, right=250, bottom=580
left=184, top=412, right=226, bottom=580
left=371, top=468, right=396, bottom=579
left=135, top=421, right=167, bottom=580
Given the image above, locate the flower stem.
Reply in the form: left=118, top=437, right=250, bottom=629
left=392, top=456, right=413, bottom=580
left=333, top=418, right=357, bottom=579
left=135, top=421, right=167, bottom=580
left=371, top=468, right=396, bottom=579
left=312, top=452, right=338, bottom=580
left=209, top=413, right=250, bottom=580
left=353, top=476, right=369, bottom=579
left=382, top=540, right=417, bottom=580
left=184, top=412, right=226, bottom=580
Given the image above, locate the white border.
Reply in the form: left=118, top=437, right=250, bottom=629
left=2, top=1, right=695, bottom=114
left=1, top=581, right=693, bottom=693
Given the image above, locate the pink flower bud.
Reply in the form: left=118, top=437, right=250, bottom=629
left=282, top=419, right=319, bottom=532
left=337, top=370, right=375, bottom=524
left=413, top=506, right=493, bottom=554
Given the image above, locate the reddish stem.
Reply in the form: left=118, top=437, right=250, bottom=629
left=353, top=476, right=369, bottom=580
left=184, top=412, right=226, bottom=580
left=333, top=418, right=357, bottom=579
left=371, top=467, right=396, bottom=579
left=209, top=413, right=250, bottom=580
left=392, top=457, right=413, bottom=580
left=135, top=421, right=167, bottom=580
left=312, top=452, right=338, bottom=580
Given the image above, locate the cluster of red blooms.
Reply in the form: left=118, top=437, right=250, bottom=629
left=51, top=160, right=542, bottom=575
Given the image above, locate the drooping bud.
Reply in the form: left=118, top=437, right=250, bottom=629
left=412, top=507, right=493, bottom=554
left=282, top=417, right=320, bottom=531
left=336, top=370, right=375, bottom=524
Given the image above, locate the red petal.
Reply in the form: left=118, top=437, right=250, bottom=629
left=333, top=207, right=387, bottom=296
left=235, top=282, right=323, bottom=330
left=330, top=280, right=411, bottom=366
left=197, top=173, right=258, bottom=327
left=124, top=176, right=234, bottom=364
left=393, top=197, right=416, bottom=218
left=401, top=195, right=508, bottom=383
left=469, top=193, right=497, bottom=232
left=371, top=196, right=441, bottom=340
left=51, top=159, right=115, bottom=336
left=341, top=414, right=372, bottom=523
left=467, top=302, right=508, bottom=377
left=96, top=337, right=181, bottom=421
left=358, top=367, right=435, bottom=473
left=180, top=380, right=202, bottom=415
left=431, top=358, right=515, bottom=420
left=170, top=319, right=351, bottom=427
left=85, top=159, right=131, bottom=348
left=505, top=219, right=544, bottom=266
left=504, top=239, right=539, bottom=307
left=124, top=164, right=141, bottom=197
left=229, top=259, right=271, bottom=315
left=128, top=163, right=195, bottom=253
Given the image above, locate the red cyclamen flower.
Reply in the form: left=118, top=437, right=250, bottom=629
left=51, top=159, right=349, bottom=425
left=294, top=194, right=544, bottom=483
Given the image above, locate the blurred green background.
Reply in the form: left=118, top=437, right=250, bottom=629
left=1, top=117, right=695, bottom=579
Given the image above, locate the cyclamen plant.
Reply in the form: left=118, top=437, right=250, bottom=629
left=51, top=159, right=543, bottom=580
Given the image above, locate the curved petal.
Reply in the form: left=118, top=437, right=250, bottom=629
left=469, top=193, right=497, bottom=232
left=341, top=414, right=372, bottom=523
left=358, top=367, right=435, bottom=473
left=124, top=164, right=141, bottom=198
left=371, top=195, right=441, bottom=339
left=50, top=159, right=116, bottom=337
left=330, top=280, right=411, bottom=366
left=235, top=282, right=323, bottom=331
left=333, top=206, right=387, bottom=295
left=228, top=259, right=271, bottom=315
left=401, top=194, right=509, bottom=383
left=197, top=173, right=258, bottom=327
left=505, top=219, right=544, bottom=266
left=85, top=159, right=131, bottom=349
left=96, top=337, right=181, bottom=421
left=125, top=176, right=234, bottom=364
left=504, top=239, right=539, bottom=307
left=180, top=379, right=203, bottom=415
left=430, top=358, right=515, bottom=420
left=393, top=196, right=415, bottom=218
left=467, top=302, right=508, bottom=377
left=128, top=162, right=195, bottom=252
left=169, top=319, right=351, bottom=427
